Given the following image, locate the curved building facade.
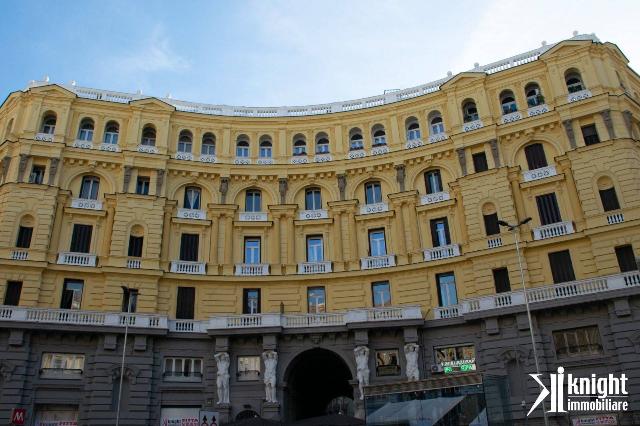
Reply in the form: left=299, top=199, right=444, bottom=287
left=1, top=34, right=640, bottom=425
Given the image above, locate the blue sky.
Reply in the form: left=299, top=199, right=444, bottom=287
left=1, top=0, right=639, bottom=107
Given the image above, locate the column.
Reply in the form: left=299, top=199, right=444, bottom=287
left=160, top=204, right=174, bottom=266
left=101, top=199, right=116, bottom=260
left=208, top=208, right=219, bottom=270
left=272, top=214, right=282, bottom=274
left=332, top=211, right=343, bottom=271
left=557, top=158, right=585, bottom=230
left=47, top=192, right=70, bottom=260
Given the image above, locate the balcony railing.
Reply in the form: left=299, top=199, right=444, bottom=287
left=71, top=198, right=103, bottom=210
left=34, top=132, right=54, bottom=142
left=423, top=244, right=461, bottom=262
left=371, top=145, right=389, bottom=156
left=347, top=149, right=366, bottom=159
left=72, top=139, right=93, bottom=149
left=200, top=154, right=217, bottom=163
left=405, top=138, right=424, bottom=149
left=234, top=157, right=252, bottom=165
left=298, top=261, right=332, bottom=274
left=522, top=165, right=557, bottom=182
left=57, top=252, right=97, bottom=267
left=256, top=158, right=274, bottom=165
left=420, top=191, right=450, bottom=206
left=177, top=208, right=206, bottom=220
left=283, top=313, right=345, bottom=328
left=0, top=306, right=166, bottom=328
left=168, top=319, right=207, bottom=333
left=433, top=271, right=640, bottom=319
left=462, top=119, right=483, bottom=132
left=501, top=111, right=522, bottom=124
left=360, top=202, right=389, bottom=215
left=170, top=260, right=206, bottom=275
left=361, top=255, right=395, bottom=270
left=239, top=212, right=268, bottom=221
left=428, top=133, right=448, bottom=143
left=175, top=152, right=194, bottom=161
left=532, top=221, right=575, bottom=240
left=126, top=258, right=141, bottom=269
left=98, top=143, right=120, bottom=152
left=527, top=104, right=550, bottom=117
left=314, top=154, right=332, bottom=163
left=235, top=263, right=269, bottom=276
left=291, top=155, right=309, bottom=164
left=607, top=212, right=624, bottom=225
left=209, top=313, right=281, bottom=329
left=487, top=236, right=503, bottom=249
left=137, top=144, right=159, bottom=154
left=298, top=209, right=329, bottom=220
left=567, top=89, right=593, bottom=103
left=11, top=250, right=29, bottom=260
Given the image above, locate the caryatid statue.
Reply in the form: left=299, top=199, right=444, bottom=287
left=214, top=352, right=230, bottom=404
left=262, top=350, right=278, bottom=403
left=354, top=346, right=370, bottom=400
left=404, top=343, right=420, bottom=381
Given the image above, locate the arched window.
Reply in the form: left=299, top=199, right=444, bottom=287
left=372, top=125, right=386, bottom=146
left=128, top=225, right=144, bottom=258
left=565, top=69, right=584, bottom=93
left=524, top=143, right=548, bottom=170
left=315, top=133, right=330, bottom=154
left=80, top=175, right=100, bottom=200
left=499, top=90, right=517, bottom=115
left=305, top=187, right=322, bottom=210
left=525, top=83, right=544, bottom=107
left=202, top=133, right=216, bottom=155
left=428, top=112, right=444, bottom=135
left=141, top=125, right=156, bottom=146
left=237, top=136, right=250, bottom=157
left=364, top=181, right=382, bottom=204
left=349, top=128, right=363, bottom=151
left=462, top=100, right=479, bottom=123
left=597, top=177, right=621, bottom=212
left=183, top=186, right=201, bottom=210
left=245, top=189, right=262, bottom=212
left=41, top=112, right=57, bottom=134
left=103, top=121, right=119, bottom=144
left=259, top=136, right=272, bottom=158
left=424, top=169, right=443, bottom=194
left=77, top=118, right=95, bottom=141
left=405, top=117, right=421, bottom=141
left=177, top=130, right=193, bottom=153
left=293, top=135, right=307, bottom=156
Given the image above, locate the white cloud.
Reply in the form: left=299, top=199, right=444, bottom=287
left=116, top=25, right=190, bottom=74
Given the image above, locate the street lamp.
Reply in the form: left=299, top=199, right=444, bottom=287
left=497, top=217, right=549, bottom=426
left=115, top=287, right=135, bottom=426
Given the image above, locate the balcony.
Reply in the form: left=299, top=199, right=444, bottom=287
left=168, top=319, right=207, bottom=333
left=126, top=258, right=141, bottom=269
left=298, top=261, right=332, bottom=274
left=57, top=252, right=97, bottom=267
left=98, top=143, right=120, bottom=152
left=567, top=89, right=593, bottom=103
left=347, top=149, right=366, bottom=159
left=360, top=202, right=389, bottom=215
left=346, top=305, right=422, bottom=323
left=35, top=132, right=54, bottom=142
left=429, top=133, right=448, bottom=143
left=607, top=212, right=624, bottom=225
left=199, top=154, right=217, bottom=163
left=0, top=306, right=166, bottom=328
left=234, top=157, right=252, bottom=165
left=314, top=154, right=332, bottom=163
left=177, top=208, right=206, bottom=220
left=71, top=197, right=103, bottom=210
left=500, top=111, right=522, bottom=124
left=423, top=244, right=461, bottom=262
left=209, top=313, right=281, bottom=329
left=371, top=145, right=389, bottom=156
left=170, top=260, right=206, bottom=275
left=298, top=209, right=329, bottom=220
left=175, top=151, right=194, bottom=161
left=137, top=144, right=159, bottom=154
left=522, top=165, right=557, bottom=182
left=239, top=212, right=268, bottom=221
left=420, top=191, right=450, bottom=206
left=527, top=104, right=550, bottom=117
left=361, top=254, right=395, bottom=270
left=291, top=155, right=309, bottom=164
left=235, top=263, right=269, bottom=276
left=283, top=313, right=344, bottom=328
left=72, top=139, right=93, bottom=149
left=405, top=138, right=424, bottom=149
left=462, top=119, right=483, bottom=132
left=433, top=271, right=640, bottom=319
left=532, top=221, right=575, bottom=240
left=487, top=236, right=503, bottom=249
left=11, top=250, right=29, bottom=260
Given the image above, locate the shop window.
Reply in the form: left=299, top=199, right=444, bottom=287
left=237, top=356, right=261, bottom=381
left=40, top=353, right=85, bottom=379
left=376, top=350, right=400, bottom=376
left=163, top=357, right=203, bottom=381
left=553, top=325, right=603, bottom=359
left=434, top=344, right=476, bottom=374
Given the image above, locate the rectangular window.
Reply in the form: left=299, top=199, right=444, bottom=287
left=548, top=250, right=576, bottom=284
left=307, top=287, right=326, bottom=313
left=581, top=124, right=600, bottom=146
left=128, top=235, right=143, bottom=257
left=615, top=245, right=637, bottom=272
left=472, top=152, right=489, bottom=173
left=3, top=281, right=22, bottom=306
left=244, top=238, right=261, bottom=264
left=122, top=288, right=138, bottom=313
left=492, top=268, right=511, bottom=293
left=524, top=144, right=548, bottom=170
left=183, top=187, right=201, bottom=209
left=16, top=226, right=33, bottom=248
left=69, top=224, right=92, bottom=253
left=424, top=170, right=443, bottom=194
left=372, top=281, right=391, bottom=307
left=163, top=357, right=203, bottom=381
left=536, top=193, right=562, bottom=225
left=29, top=165, right=46, bottom=184
left=40, top=353, right=85, bottom=379
left=245, top=190, right=262, bottom=212
left=136, top=177, right=150, bottom=195
left=483, top=213, right=500, bottom=236
left=436, top=272, right=458, bottom=307
left=237, top=356, right=261, bottom=381
left=368, top=229, right=387, bottom=256
left=179, top=233, right=199, bottom=262
left=375, top=350, right=400, bottom=377
left=60, top=279, right=84, bottom=310
left=79, top=176, right=99, bottom=200
left=430, top=218, right=451, bottom=247
left=599, top=187, right=620, bottom=212
left=305, top=189, right=322, bottom=210
left=553, top=326, right=604, bottom=359
left=243, top=289, right=261, bottom=314
left=176, top=287, right=195, bottom=319
left=434, top=344, right=476, bottom=374
left=365, top=182, right=383, bottom=204
left=306, top=236, right=324, bottom=262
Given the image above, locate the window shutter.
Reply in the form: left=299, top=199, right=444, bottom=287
left=176, top=287, right=195, bottom=319
left=548, top=250, right=576, bottom=283
left=536, top=193, right=562, bottom=225
left=599, top=188, right=620, bottom=212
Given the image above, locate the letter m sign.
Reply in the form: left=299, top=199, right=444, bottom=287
left=11, top=408, right=26, bottom=425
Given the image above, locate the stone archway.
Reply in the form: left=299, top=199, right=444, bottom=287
left=283, top=348, right=354, bottom=421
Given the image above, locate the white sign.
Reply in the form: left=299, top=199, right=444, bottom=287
left=160, top=408, right=199, bottom=426
left=571, top=414, right=618, bottom=425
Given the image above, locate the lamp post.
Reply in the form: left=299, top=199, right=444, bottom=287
left=497, top=217, right=549, bottom=426
left=115, top=287, right=135, bottom=426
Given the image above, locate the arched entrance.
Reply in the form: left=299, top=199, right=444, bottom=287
left=284, top=348, right=354, bottom=421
